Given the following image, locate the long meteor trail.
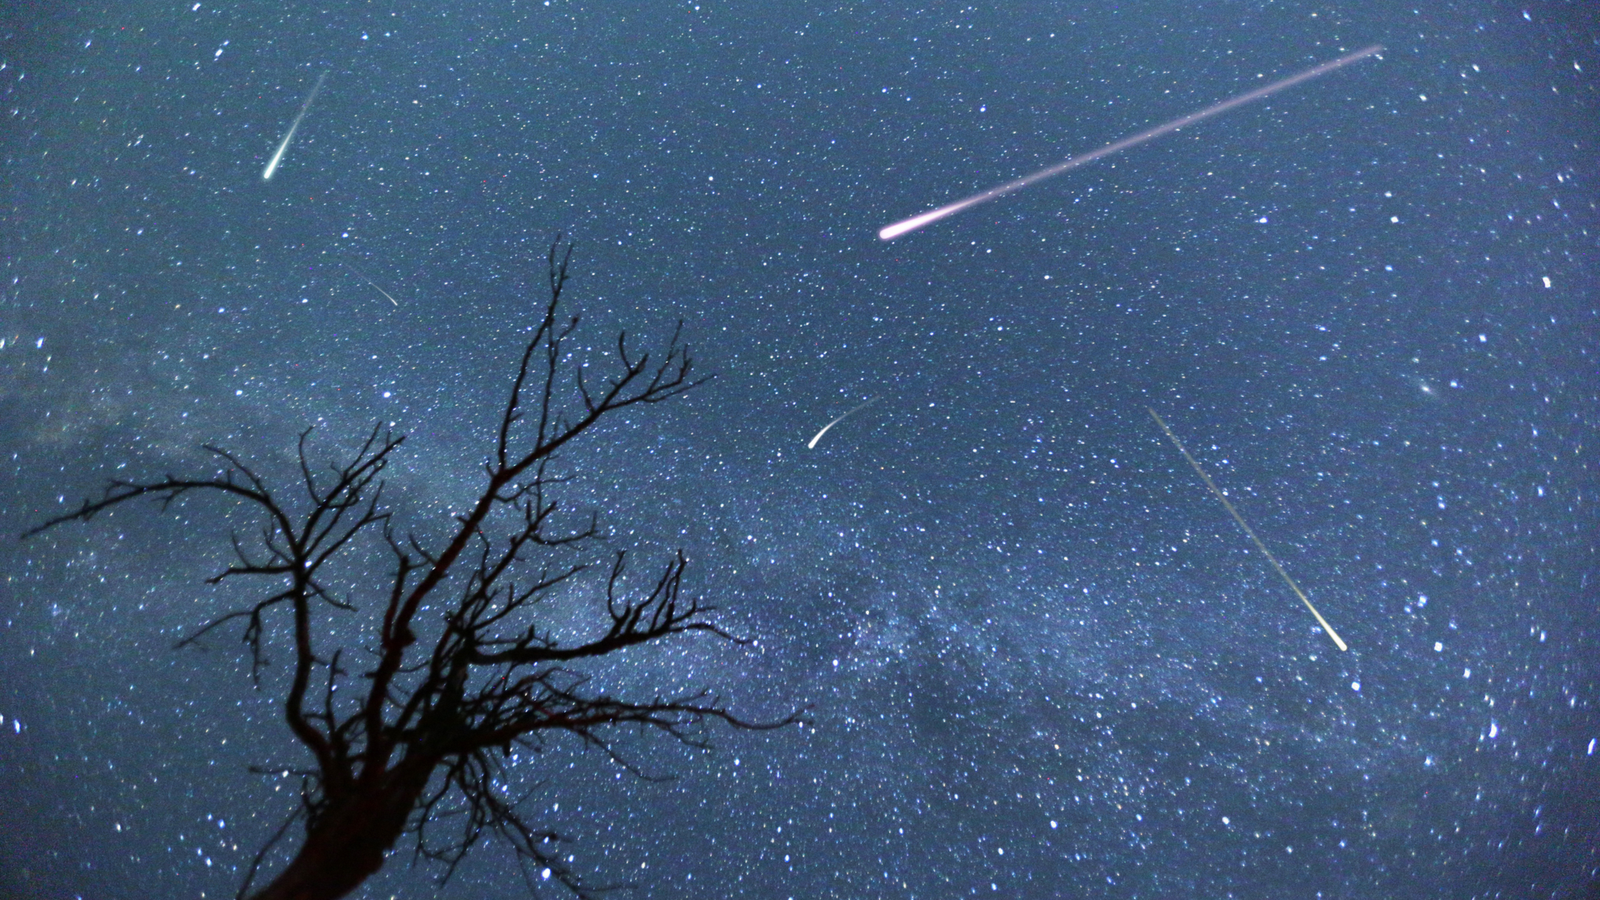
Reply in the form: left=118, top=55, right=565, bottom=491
left=808, top=395, right=880, bottom=449
left=879, top=45, right=1382, bottom=240
left=1148, top=408, right=1348, bottom=652
left=262, top=70, right=329, bottom=181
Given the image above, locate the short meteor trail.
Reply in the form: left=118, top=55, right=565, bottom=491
left=808, top=395, right=880, bottom=449
left=262, top=70, right=329, bottom=181
left=341, top=262, right=400, bottom=306
left=879, top=44, right=1382, bottom=240
left=1148, top=408, right=1348, bottom=652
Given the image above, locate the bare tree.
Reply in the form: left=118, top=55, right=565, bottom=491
left=26, top=239, right=800, bottom=900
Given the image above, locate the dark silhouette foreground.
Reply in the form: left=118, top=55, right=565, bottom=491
left=28, top=240, right=799, bottom=900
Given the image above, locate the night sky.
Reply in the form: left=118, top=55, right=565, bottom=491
left=3, top=2, right=1598, bottom=898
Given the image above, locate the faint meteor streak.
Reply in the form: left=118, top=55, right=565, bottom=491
left=807, top=396, right=880, bottom=449
left=1148, top=408, right=1349, bottom=652
left=879, top=45, right=1382, bottom=240
left=262, top=70, right=329, bottom=181
left=341, top=262, right=400, bottom=306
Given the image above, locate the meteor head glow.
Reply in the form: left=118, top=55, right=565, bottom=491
left=878, top=197, right=987, bottom=241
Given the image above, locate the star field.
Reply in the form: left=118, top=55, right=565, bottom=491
left=2, top=2, right=1597, bottom=898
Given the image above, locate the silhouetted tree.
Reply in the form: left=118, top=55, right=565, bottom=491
left=26, top=239, right=800, bottom=900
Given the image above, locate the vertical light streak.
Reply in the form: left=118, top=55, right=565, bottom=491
left=263, top=70, right=329, bottom=181
left=879, top=45, right=1382, bottom=240
left=1148, top=408, right=1349, bottom=652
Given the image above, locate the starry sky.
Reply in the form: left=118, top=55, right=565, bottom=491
left=2, top=1, right=1597, bottom=898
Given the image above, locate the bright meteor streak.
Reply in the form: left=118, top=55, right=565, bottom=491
left=263, top=70, right=329, bottom=181
left=807, top=396, right=880, bottom=449
left=879, top=45, right=1382, bottom=240
left=1148, top=408, right=1348, bottom=652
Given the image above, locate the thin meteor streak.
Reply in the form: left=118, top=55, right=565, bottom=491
left=263, top=70, right=329, bottom=181
left=1148, top=408, right=1348, bottom=652
left=807, top=395, right=880, bottom=449
left=341, top=262, right=400, bottom=306
left=880, top=45, right=1383, bottom=240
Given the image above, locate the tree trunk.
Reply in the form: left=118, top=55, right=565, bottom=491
left=244, top=766, right=432, bottom=900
